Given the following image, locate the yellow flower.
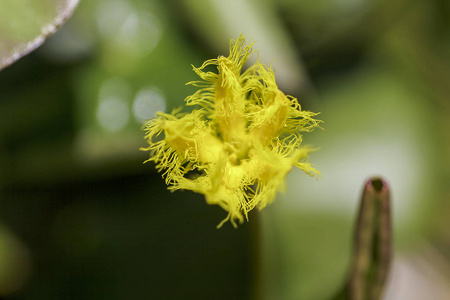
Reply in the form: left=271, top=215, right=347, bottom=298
left=142, top=35, right=321, bottom=227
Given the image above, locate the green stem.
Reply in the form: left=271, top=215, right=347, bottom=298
left=332, top=177, right=392, bottom=300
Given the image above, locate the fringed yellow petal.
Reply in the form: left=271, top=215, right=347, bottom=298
left=142, top=34, right=322, bottom=227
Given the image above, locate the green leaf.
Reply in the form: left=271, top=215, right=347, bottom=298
left=0, top=0, right=79, bottom=70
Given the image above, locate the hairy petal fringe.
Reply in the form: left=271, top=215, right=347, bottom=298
left=142, top=34, right=322, bottom=227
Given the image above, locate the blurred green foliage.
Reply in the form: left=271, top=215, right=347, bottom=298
left=0, top=0, right=449, bottom=299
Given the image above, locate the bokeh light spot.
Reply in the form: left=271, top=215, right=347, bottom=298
left=97, top=97, right=130, bottom=132
left=97, top=0, right=162, bottom=56
left=132, top=87, right=166, bottom=124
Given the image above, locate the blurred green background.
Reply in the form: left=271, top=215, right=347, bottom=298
left=0, top=0, right=449, bottom=299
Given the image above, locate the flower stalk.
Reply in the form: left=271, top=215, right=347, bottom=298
left=332, top=178, right=393, bottom=300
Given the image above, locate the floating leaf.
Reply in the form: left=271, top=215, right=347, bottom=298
left=0, top=0, right=79, bottom=70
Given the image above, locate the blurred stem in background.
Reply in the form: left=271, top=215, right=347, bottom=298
left=333, top=178, right=392, bottom=300
left=173, top=0, right=313, bottom=100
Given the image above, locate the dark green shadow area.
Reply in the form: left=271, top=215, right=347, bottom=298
left=1, top=173, right=254, bottom=300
